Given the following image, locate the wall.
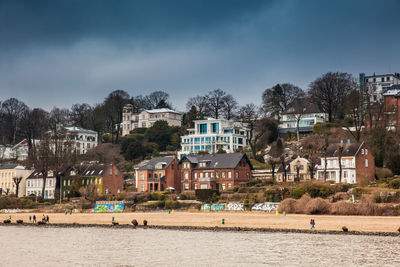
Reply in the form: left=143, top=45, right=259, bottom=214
left=355, top=143, right=375, bottom=184
left=103, top=164, right=124, bottom=195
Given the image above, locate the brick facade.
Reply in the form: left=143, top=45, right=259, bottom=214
left=355, top=143, right=375, bottom=183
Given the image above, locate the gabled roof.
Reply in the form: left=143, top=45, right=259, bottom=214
left=282, top=98, right=322, bottom=115
left=181, top=153, right=253, bottom=170
left=27, top=170, right=57, bottom=179
left=0, top=164, right=20, bottom=170
left=137, top=156, right=175, bottom=170
left=325, top=142, right=363, bottom=157
left=63, top=126, right=97, bottom=134
left=74, top=164, right=109, bottom=177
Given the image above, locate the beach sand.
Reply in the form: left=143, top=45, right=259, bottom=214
left=1, top=211, right=400, bottom=233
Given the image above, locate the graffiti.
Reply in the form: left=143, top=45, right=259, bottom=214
left=211, top=203, right=226, bottom=211
left=94, top=204, right=124, bottom=213
left=201, top=204, right=211, bottom=211
left=225, top=203, right=244, bottom=211
left=251, top=202, right=279, bottom=212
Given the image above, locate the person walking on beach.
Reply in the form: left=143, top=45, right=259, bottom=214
left=46, top=215, right=49, bottom=223
left=29, top=216, right=31, bottom=223
left=312, top=219, right=315, bottom=229
left=33, top=215, right=36, bottom=223
left=310, top=219, right=313, bottom=229
left=42, top=214, right=45, bottom=222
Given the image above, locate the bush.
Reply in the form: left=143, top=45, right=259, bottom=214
left=389, top=179, right=400, bottom=189
left=376, top=168, right=393, bottom=180
left=3, top=219, right=11, bottom=224
left=179, top=191, right=196, bottom=200
left=292, top=187, right=306, bottom=199
left=150, top=191, right=169, bottom=201
left=331, top=201, right=360, bottom=215
left=278, top=198, right=297, bottom=213
left=304, top=198, right=331, bottom=214
left=16, top=220, right=23, bottom=224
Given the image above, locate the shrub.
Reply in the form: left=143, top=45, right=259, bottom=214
left=304, top=198, right=331, bottom=214
left=342, top=226, right=348, bottom=232
left=179, top=191, right=196, bottom=200
left=336, top=183, right=352, bottom=193
left=292, top=187, right=306, bottom=199
left=293, top=194, right=311, bottom=212
left=278, top=198, right=297, bottom=213
left=389, top=179, right=400, bottom=189
left=376, top=168, right=393, bottom=180
left=331, top=192, right=350, bottom=203
left=3, top=219, right=11, bottom=224
left=16, top=220, right=23, bottom=224
left=150, top=191, right=169, bottom=201
left=131, top=219, right=138, bottom=226
left=331, top=201, right=360, bottom=215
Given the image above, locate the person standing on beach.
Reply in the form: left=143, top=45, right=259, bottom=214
left=29, top=216, right=31, bottom=223
left=47, top=215, right=49, bottom=223
left=310, top=219, right=313, bottom=229
left=312, top=219, right=315, bottom=229
left=33, top=215, right=36, bottom=223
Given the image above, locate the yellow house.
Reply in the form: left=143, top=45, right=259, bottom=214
left=0, top=164, right=33, bottom=197
left=276, top=157, right=312, bottom=182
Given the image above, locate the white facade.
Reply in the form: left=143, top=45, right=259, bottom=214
left=122, top=105, right=182, bottom=136
left=26, top=171, right=56, bottom=199
left=62, top=126, right=98, bottom=154
left=316, top=157, right=357, bottom=184
left=0, top=164, right=33, bottom=197
left=178, top=118, right=250, bottom=158
left=360, top=73, right=400, bottom=102
left=279, top=112, right=327, bottom=132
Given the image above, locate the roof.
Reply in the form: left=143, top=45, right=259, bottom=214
left=364, top=73, right=400, bottom=78
left=63, top=126, right=97, bottom=134
left=325, top=142, right=363, bottom=157
left=137, top=156, right=175, bottom=170
left=382, top=85, right=400, bottom=96
left=181, top=153, right=253, bottom=170
left=144, top=108, right=181, bottom=114
left=282, top=98, right=322, bottom=115
left=0, top=164, right=20, bottom=170
left=27, top=170, right=57, bottom=179
left=74, top=164, right=109, bottom=177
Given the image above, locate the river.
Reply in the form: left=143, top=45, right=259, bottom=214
left=1, top=226, right=399, bottom=266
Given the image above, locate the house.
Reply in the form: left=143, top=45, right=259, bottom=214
left=0, top=164, right=33, bottom=197
left=278, top=98, right=328, bottom=136
left=62, top=163, right=124, bottom=197
left=180, top=153, right=253, bottom=191
left=316, top=141, right=375, bottom=184
left=61, top=126, right=98, bottom=154
left=135, top=156, right=181, bottom=193
left=275, top=157, right=312, bottom=182
left=122, top=104, right=182, bottom=136
left=0, top=139, right=40, bottom=161
left=360, top=72, right=400, bottom=102
left=179, top=118, right=250, bottom=158
left=26, top=170, right=57, bottom=199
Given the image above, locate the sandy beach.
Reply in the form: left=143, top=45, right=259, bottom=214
left=1, top=211, right=400, bottom=233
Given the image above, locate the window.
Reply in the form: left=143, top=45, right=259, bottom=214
left=140, top=184, right=145, bottom=192
left=361, top=149, right=364, bottom=155
left=228, top=172, right=232, bottom=179
left=184, top=172, right=188, bottom=179
left=109, top=169, right=112, bottom=175
left=236, top=172, right=239, bottom=179
left=194, top=184, right=198, bottom=190
left=140, top=173, right=144, bottom=181
left=222, top=172, right=225, bottom=178
left=194, top=173, right=197, bottom=179
left=247, top=172, right=250, bottom=179
left=365, top=149, right=368, bottom=155
left=115, top=169, right=118, bottom=175
left=344, top=171, right=347, bottom=178
left=200, top=173, right=203, bottom=178
left=199, top=123, right=207, bottom=134
left=211, top=123, right=219, bottom=134
left=228, top=183, right=232, bottom=188
left=365, top=159, right=368, bottom=167
left=184, top=184, right=189, bottom=190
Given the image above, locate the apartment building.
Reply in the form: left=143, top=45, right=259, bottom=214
left=135, top=156, right=181, bottom=193
left=360, top=72, right=400, bottom=102
left=316, top=141, right=375, bottom=184
left=26, top=170, right=57, bottom=199
left=121, top=104, right=182, bottom=136
left=179, top=118, right=250, bottom=158
left=180, top=153, right=253, bottom=191
left=61, top=126, right=98, bottom=154
left=0, top=164, right=33, bottom=197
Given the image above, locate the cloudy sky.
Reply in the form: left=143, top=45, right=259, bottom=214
left=1, top=0, right=400, bottom=111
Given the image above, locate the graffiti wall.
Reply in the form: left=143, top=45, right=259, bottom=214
left=94, top=201, right=124, bottom=213
left=200, top=202, right=279, bottom=212
left=251, top=202, right=279, bottom=212
left=225, top=203, right=244, bottom=211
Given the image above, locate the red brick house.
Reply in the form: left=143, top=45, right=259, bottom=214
left=316, top=141, right=375, bottom=184
left=180, top=153, right=253, bottom=191
left=135, top=156, right=180, bottom=193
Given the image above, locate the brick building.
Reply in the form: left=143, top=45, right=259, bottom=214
left=62, top=163, right=124, bottom=197
left=135, top=156, right=181, bottom=193
left=180, top=153, right=253, bottom=191
left=316, top=141, right=375, bottom=184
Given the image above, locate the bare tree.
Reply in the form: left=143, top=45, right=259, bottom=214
left=222, top=94, right=238, bottom=120
left=186, top=95, right=210, bottom=119
left=103, top=90, right=130, bottom=144
left=70, top=103, right=92, bottom=128
left=262, top=83, right=304, bottom=121
left=337, top=144, right=344, bottom=183
left=309, top=72, right=356, bottom=122
left=20, top=108, right=49, bottom=149
left=267, top=139, right=284, bottom=183
left=145, top=91, right=171, bottom=109
left=206, top=89, right=227, bottom=119
left=1, top=98, right=28, bottom=144
left=343, top=90, right=364, bottom=142
left=13, top=177, right=22, bottom=197
left=49, top=107, right=71, bottom=131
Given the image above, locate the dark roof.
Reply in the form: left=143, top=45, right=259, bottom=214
left=137, top=156, right=174, bottom=171
left=326, top=142, right=363, bottom=157
left=0, top=164, right=19, bottom=170
left=181, top=153, right=253, bottom=170
left=74, top=164, right=109, bottom=177
left=27, top=170, right=57, bottom=179
left=282, top=98, right=321, bottom=115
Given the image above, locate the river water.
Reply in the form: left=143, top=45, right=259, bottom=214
left=1, top=226, right=399, bottom=267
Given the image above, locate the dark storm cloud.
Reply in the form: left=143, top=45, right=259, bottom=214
left=0, top=0, right=271, bottom=50
left=1, top=0, right=400, bottom=111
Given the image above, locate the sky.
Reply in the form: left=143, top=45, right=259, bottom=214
left=1, top=0, right=400, bottom=112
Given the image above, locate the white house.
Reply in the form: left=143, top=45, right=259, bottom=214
left=26, top=170, right=57, bottom=199
left=278, top=98, right=328, bottom=136
left=178, top=118, right=250, bottom=158
left=360, top=72, right=400, bottom=102
left=60, top=126, right=98, bottom=154
left=0, top=164, right=33, bottom=197
left=121, top=104, right=182, bottom=136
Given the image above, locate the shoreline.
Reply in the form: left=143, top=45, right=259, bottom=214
left=1, top=223, right=400, bottom=237
left=1, top=211, right=400, bottom=235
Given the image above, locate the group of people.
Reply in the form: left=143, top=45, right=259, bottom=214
left=310, top=219, right=316, bottom=229
left=29, top=214, right=50, bottom=223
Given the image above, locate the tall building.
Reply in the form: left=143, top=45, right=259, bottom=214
left=179, top=118, right=250, bottom=158
left=61, top=126, right=98, bottom=154
left=360, top=73, right=400, bottom=102
left=121, top=104, right=182, bottom=136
